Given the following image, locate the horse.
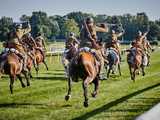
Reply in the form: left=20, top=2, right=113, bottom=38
left=104, top=47, right=121, bottom=78
left=22, top=35, right=48, bottom=76
left=127, top=47, right=146, bottom=81
left=143, top=39, right=153, bottom=66
left=65, top=46, right=103, bottom=107
left=62, top=44, right=78, bottom=77
left=34, top=48, right=48, bottom=75
left=0, top=51, right=30, bottom=94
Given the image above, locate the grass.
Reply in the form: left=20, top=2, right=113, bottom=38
left=0, top=46, right=160, bottom=120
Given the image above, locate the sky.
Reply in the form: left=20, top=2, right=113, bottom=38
left=0, top=0, right=159, bottom=22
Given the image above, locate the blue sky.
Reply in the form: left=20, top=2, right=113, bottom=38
left=0, top=0, right=159, bottom=21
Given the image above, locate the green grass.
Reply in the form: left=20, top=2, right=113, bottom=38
left=0, top=47, right=160, bottom=120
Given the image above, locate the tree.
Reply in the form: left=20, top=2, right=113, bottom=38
left=66, top=12, right=94, bottom=27
left=61, top=19, right=80, bottom=37
left=0, top=17, right=13, bottom=41
left=49, top=16, right=60, bottom=37
left=148, top=22, right=160, bottom=40
left=20, top=14, right=30, bottom=22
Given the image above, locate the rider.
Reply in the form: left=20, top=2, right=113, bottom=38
left=35, top=33, right=46, bottom=49
left=34, top=33, right=46, bottom=59
left=5, top=22, right=31, bottom=72
left=80, top=17, right=109, bottom=79
left=22, top=33, right=38, bottom=68
left=109, top=30, right=124, bottom=60
left=142, top=36, right=153, bottom=66
left=131, top=31, right=148, bottom=65
left=133, top=31, right=148, bottom=49
left=65, top=32, right=80, bottom=51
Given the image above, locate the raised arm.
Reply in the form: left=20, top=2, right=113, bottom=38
left=22, top=24, right=31, bottom=35
left=95, top=24, right=109, bottom=33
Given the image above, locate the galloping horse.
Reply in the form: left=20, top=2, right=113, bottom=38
left=34, top=48, right=48, bottom=75
left=62, top=44, right=78, bottom=77
left=0, top=51, right=30, bottom=94
left=104, top=47, right=121, bottom=78
left=127, top=47, right=146, bottom=81
left=65, top=47, right=102, bottom=107
left=22, top=35, right=48, bottom=76
left=34, top=36, right=48, bottom=75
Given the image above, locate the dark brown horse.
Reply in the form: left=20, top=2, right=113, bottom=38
left=0, top=52, right=30, bottom=94
left=65, top=49, right=101, bottom=107
left=62, top=45, right=78, bottom=77
left=127, top=47, right=145, bottom=81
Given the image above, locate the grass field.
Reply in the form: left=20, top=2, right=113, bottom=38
left=0, top=46, right=160, bottom=120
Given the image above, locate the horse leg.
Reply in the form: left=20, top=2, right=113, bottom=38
left=65, top=77, right=72, bottom=101
left=107, top=65, right=111, bottom=78
left=0, top=72, right=2, bottom=78
left=91, top=76, right=99, bottom=98
left=141, top=65, right=145, bottom=76
left=9, top=75, right=15, bottom=94
left=132, top=68, right=136, bottom=82
left=147, top=54, right=150, bottom=66
left=22, top=71, right=30, bottom=86
left=33, top=61, right=38, bottom=72
left=36, top=64, right=39, bottom=77
left=118, top=63, right=121, bottom=76
left=83, top=76, right=94, bottom=107
left=28, top=70, right=33, bottom=79
left=43, top=60, right=48, bottom=71
left=17, top=74, right=26, bottom=88
left=64, top=66, right=69, bottom=78
left=129, top=65, right=134, bottom=81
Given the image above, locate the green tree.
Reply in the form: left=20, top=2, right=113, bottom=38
left=20, top=14, right=30, bottom=22
left=49, top=16, right=60, bottom=37
left=148, top=22, right=160, bottom=40
left=0, top=17, right=13, bottom=41
left=61, top=19, right=80, bottom=37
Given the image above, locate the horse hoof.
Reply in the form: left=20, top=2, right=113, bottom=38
left=112, top=71, right=115, bottom=74
left=91, top=92, right=97, bottom=98
left=65, top=95, right=71, bottom=101
left=131, top=77, right=135, bottom=81
left=27, top=84, right=30, bottom=86
left=22, top=85, right=26, bottom=88
left=142, top=73, right=145, bottom=76
left=84, top=101, right=89, bottom=107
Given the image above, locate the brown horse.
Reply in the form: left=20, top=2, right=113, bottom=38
left=0, top=52, right=30, bottom=94
left=34, top=48, right=48, bottom=75
left=127, top=47, right=145, bottom=81
left=22, top=35, right=48, bottom=76
left=26, top=54, right=34, bottom=78
left=65, top=49, right=101, bottom=107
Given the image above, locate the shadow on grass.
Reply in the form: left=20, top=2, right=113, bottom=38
left=72, top=83, right=160, bottom=120
left=41, top=72, right=64, bottom=75
left=1, top=75, right=66, bottom=81
left=34, top=76, right=66, bottom=81
left=0, top=103, right=45, bottom=108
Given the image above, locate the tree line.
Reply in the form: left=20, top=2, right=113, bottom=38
left=0, top=11, right=160, bottom=42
